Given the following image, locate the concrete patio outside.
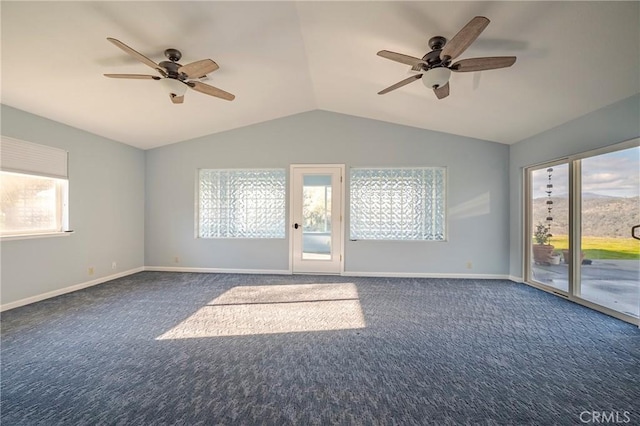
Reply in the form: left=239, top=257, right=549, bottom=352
left=531, top=259, right=639, bottom=318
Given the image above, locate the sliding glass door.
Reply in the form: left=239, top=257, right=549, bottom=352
left=525, top=140, right=639, bottom=323
left=577, top=147, right=639, bottom=318
left=527, top=162, right=569, bottom=293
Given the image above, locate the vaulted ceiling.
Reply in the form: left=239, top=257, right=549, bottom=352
left=1, top=1, right=638, bottom=150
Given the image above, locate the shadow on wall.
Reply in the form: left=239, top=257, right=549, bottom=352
left=450, top=192, right=490, bottom=219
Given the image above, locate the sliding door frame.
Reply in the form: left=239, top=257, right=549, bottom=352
left=524, top=158, right=570, bottom=297
left=523, top=137, right=640, bottom=325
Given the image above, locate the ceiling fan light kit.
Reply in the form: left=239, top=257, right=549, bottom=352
left=160, top=78, right=187, bottom=97
left=377, top=16, right=516, bottom=99
left=421, top=67, right=451, bottom=89
left=104, top=38, right=235, bottom=104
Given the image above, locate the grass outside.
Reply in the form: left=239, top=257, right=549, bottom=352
left=547, top=235, right=640, bottom=260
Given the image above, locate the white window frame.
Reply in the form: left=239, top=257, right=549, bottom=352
left=0, top=136, right=70, bottom=240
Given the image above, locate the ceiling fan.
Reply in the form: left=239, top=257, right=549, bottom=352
left=377, top=16, right=516, bottom=99
left=104, top=38, right=235, bottom=104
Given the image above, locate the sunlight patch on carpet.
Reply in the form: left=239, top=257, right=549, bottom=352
left=156, top=283, right=366, bottom=339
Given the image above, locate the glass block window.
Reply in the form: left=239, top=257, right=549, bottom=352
left=350, top=167, right=446, bottom=240
left=198, top=169, right=286, bottom=238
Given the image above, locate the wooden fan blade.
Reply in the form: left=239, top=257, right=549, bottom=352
left=377, top=50, right=424, bottom=67
left=170, top=94, right=184, bottom=104
left=189, top=81, right=235, bottom=101
left=179, top=59, right=219, bottom=78
left=450, top=56, right=516, bottom=72
left=104, top=74, right=160, bottom=80
left=440, top=16, right=490, bottom=61
left=107, top=38, right=165, bottom=75
left=433, top=82, right=450, bottom=99
left=378, top=74, right=422, bottom=95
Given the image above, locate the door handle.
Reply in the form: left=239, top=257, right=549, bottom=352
left=633, top=225, right=640, bottom=241
left=294, top=223, right=300, bottom=229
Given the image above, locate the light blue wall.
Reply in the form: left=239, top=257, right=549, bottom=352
left=4, top=92, right=635, bottom=305
left=509, top=94, right=640, bottom=278
left=1, top=105, right=145, bottom=305
left=146, top=111, right=510, bottom=275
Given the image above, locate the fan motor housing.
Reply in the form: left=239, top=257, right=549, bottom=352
left=416, top=37, right=448, bottom=71
left=423, top=50, right=443, bottom=66
left=160, top=61, right=182, bottom=79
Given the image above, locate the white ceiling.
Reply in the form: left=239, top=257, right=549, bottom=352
left=2, top=1, right=638, bottom=150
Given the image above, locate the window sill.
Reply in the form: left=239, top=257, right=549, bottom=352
left=0, top=231, right=74, bottom=241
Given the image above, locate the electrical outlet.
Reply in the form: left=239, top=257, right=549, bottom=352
left=111, top=261, right=117, bottom=270
left=174, top=256, right=180, bottom=264
left=88, top=267, right=95, bottom=276
left=466, top=261, right=472, bottom=269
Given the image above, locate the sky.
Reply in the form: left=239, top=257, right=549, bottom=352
left=532, top=146, right=639, bottom=199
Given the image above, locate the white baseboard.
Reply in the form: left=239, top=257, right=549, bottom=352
left=508, top=275, right=524, bottom=283
left=0, top=267, right=144, bottom=312
left=144, top=266, right=292, bottom=275
left=146, top=267, right=509, bottom=280
left=1, top=267, right=512, bottom=312
left=341, top=271, right=511, bottom=280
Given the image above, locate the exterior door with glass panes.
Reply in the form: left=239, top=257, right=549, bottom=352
left=290, top=165, right=344, bottom=274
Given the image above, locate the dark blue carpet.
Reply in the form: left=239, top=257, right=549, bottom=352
left=1, top=272, right=638, bottom=425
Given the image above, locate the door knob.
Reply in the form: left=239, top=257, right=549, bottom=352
left=294, top=223, right=300, bottom=229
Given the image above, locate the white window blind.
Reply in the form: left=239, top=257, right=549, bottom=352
left=1, top=136, right=68, bottom=179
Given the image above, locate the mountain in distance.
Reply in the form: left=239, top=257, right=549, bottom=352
left=533, top=195, right=639, bottom=238
left=581, top=192, right=620, bottom=200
